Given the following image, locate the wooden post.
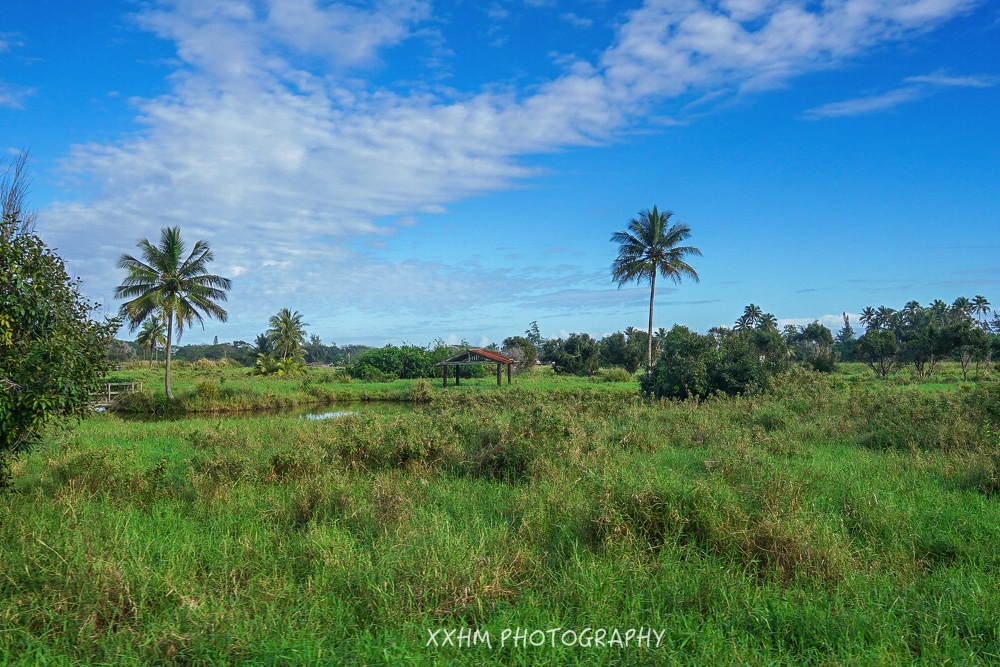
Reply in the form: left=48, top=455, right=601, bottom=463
left=507, top=363, right=511, bottom=385
left=496, top=363, right=501, bottom=386
left=442, top=365, right=447, bottom=388
left=455, top=365, right=460, bottom=386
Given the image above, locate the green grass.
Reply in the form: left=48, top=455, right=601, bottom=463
left=104, top=362, right=640, bottom=414
left=2, top=370, right=999, bottom=664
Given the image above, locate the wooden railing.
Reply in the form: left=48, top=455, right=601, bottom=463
left=91, top=382, right=143, bottom=408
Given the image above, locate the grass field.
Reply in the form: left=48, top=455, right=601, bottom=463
left=1, top=366, right=999, bottom=664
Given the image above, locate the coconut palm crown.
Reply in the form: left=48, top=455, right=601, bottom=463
left=267, top=308, right=309, bottom=361
left=135, top=315, right=167, bottom=370
left=115, top=226, right=231, bottom=398
left=611, top=206, right=701, bottom=370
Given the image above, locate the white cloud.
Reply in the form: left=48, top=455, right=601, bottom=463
left=42, top=0, right=983, bottom=333
left=804, top=69, right=997, bottom=118
left=803, top=85, right=927, bottom=118
left=0, top=82, right=34, bottom=109
left=560, top=12, right=593, bottom=28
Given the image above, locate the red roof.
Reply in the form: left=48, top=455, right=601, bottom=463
left=437, top=348, right=515, bottom=365
left=468, top=348, right=514, bottom=364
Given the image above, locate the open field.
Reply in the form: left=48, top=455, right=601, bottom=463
left=2, top=369, right=999, bottom=664
left=102, top=363, right=643, bottom=414
left=103, top=360, right=988, bottom=415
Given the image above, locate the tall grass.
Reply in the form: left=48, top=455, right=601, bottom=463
left=2, top=372, right=998, bottom=664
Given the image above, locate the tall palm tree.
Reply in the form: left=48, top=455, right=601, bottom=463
left=972, top=295, right=991, bottom=328
left=951, top=296, right=972, bottom=323
left=267, top=308, right=308, bottom=361
left=875, top=306, right=896, bottom=331
left=115, top=226, right=231, bottom=399
left=135, top=315, right=167, bottom=369
left=611, top=206, right=701, bottom=370
left=859, top=307, right=876, bottom=331
left=742, top=304, right=763, bottom=328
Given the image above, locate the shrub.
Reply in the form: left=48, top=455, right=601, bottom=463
left=596, top=367, right=634, bottom=383
left=641, top=326, right=789, bottom=399
left=541, top=333, right=600, bottom=375
left=1, top=224, right=118, bottom=487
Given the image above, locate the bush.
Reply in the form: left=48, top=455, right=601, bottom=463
left=641, top=326, right=789, bottom=399
left=1, top=217, right=118, bottom=486
left=541, top=333, right=600, bottom=375
left=596, top=367, right=634, bottom=383
left=348, top=344, right=434, bottom=380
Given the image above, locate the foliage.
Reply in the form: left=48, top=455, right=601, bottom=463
left=641, top=326, right=789, bottom=399
left=267, top=308, right=308, bottom=361
left=541, top=333, right=601, bottom=375
left=348, top=344, right=437, bottom=381
left=523, top=321, right=544, bottom=353
left=135, top=315, right=167, bottom=368
left=785, top=321, right=837, bottom=372
left=611, top=205, right=701, bottom=369
left=598, top=329, right=650, bottom=374
left=1, top=231, right=118, bottom=487
left=500, top=335, right=537, bottom=374
left=855, top=329, right=899, bottom=378
left=115, top=227, right=231, bottom=399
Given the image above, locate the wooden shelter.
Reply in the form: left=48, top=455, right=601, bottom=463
left=437, top=348, right=515, bottom=387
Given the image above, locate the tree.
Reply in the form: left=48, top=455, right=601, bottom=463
left=115, top=227, right=231, bottom=399
left=758, top=313, right=778, bottom=331
left=611, top=206, right=701, bottom=372
left=135, top=315, right=167, bottom=369
left=836, top=313, right=855, bottom=343
left=859, top=307, right=876, bottom=332
left=741, top=304, right=763, bottom=328
left=501, top=335, right=538, bottom=373
left=1, top=150, right=37, bottom=243
left=254, top=333, right=274, bottom=357
left=524, top=321, right=544, bottom=354
left=267, top=308, right=308, bottom=361
left=541, top=333, right=601, bottom=375
left=856, top=329, right=899, bottom=378
left=599, top=331, right=645, bottom=374
left=972, top=295, right=991, bottom=328
left=2, top=152, right=118, bottom=487
left=641, top=326, right=788, bottom=399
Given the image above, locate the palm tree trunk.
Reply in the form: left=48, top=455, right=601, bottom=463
left=647, top=269, right=656, bottom=374
left=165, top=316, right=174, bottom=399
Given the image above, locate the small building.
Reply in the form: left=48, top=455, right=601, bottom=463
left=436, top=348, right=515, bottom=387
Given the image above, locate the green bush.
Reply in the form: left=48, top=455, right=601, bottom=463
left=641, top=326, right=789, bottom=399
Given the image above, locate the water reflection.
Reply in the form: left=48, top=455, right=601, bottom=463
left=301, top=410, right=357, bottom=421
left=116, top=401, right=413, bottom=422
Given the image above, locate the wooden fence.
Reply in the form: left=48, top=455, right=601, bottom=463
left=91, top=382, right=143, bottom=408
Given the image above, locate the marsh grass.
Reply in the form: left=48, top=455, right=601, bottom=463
left=2, top=371, right=999, bottom=664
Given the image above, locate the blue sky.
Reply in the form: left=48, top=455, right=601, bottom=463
left=2, top=0, right=998, bottom=347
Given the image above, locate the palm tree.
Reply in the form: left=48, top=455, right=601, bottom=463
left=115, top=226, right=231, bottom=399
left=875, top=306, right=896, bottom=331
left=733, top=314, right=754, bottom=331
left=929, top=299, right=948, bottom=322
left=972, top=295, right=991, bottom=328
left=859, top=307, right=876, bottom=331
left=267, top=308, right=308, bottom=361
left=135, top=315, right=167, bottom=369
left=611, top=206, right=701, bottom=370
left=742, top=304, right=763, bottom=328
left=951, top=296, right=972, bottom=323
left=758, top=313, right=778, bottom=331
